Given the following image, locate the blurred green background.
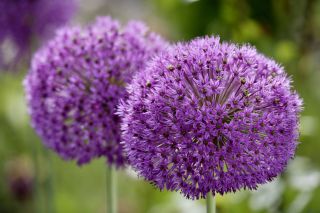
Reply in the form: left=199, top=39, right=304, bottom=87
left=1, top=0, right=320, bottom=212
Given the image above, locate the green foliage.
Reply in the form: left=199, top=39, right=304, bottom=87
left=1, top=0, right=320, bottom=212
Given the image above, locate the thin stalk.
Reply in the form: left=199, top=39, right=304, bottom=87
left=44, top=149, right=54, bottom=213
left=206, top=193, right=216, bottom=213
left=32, top=142, right=40, bottom=212
left=106, top=166, right=116, bottom=213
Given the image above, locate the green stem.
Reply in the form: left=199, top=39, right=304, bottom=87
left=106, top=166, right=116, bottom=213
left=32, top=141, right=40, bottom=212
left=206, top=193, right=216, bottom=213
left=44, top=149, right=54, bottom=213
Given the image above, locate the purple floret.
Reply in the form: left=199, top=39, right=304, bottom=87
left=24, top=17, right=168, bottom=167
left=0, top=0, right=76, bottom=69
left=118, top=36, right=303, bottom=199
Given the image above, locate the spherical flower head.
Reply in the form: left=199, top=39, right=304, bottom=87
left=118, top=36, right=303, bottom=199
left=0, top=0, right=76, bottom=69
left=24, top=16, right=168, bottom=166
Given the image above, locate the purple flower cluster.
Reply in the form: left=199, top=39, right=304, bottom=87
left=0, top=0, right=76, bottom=68
left=24, top=17, right=167, bottom=166
left=118, top=36, right=302, bottom=199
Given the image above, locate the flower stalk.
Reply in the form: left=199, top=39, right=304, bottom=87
left=44, top=149, right=54, bottom=213
left=206, top=193, right=216, bottom=213
left=106, top=166, right=116, bottom=213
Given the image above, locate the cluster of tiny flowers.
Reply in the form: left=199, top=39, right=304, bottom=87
left=24, top=17, right=167, bottom=166
left=0, top=0, right=76, bottom=68
left=118, top=36, right=302, bottom=199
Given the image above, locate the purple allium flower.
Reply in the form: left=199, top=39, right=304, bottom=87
left=118, top=36, right=303, bottom=199
left=0, top=0, right=76, bottom=69
left=24, top=17, right=168, bottom=166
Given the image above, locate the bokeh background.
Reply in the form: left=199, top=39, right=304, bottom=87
left=1, top=0, right=320, bottom=212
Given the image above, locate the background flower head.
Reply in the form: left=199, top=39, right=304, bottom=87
left=119, top=36, right=303, bottom=199
left=0, top=0, right=76, bottom=69
left=24, top=16, right=168, bottom=166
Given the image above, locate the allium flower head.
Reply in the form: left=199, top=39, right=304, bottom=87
left=24, top=17, right=167, bottom=166
left=0, top=0, right=76, bottom=68
left=118, top=36, right=302, bottom=199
